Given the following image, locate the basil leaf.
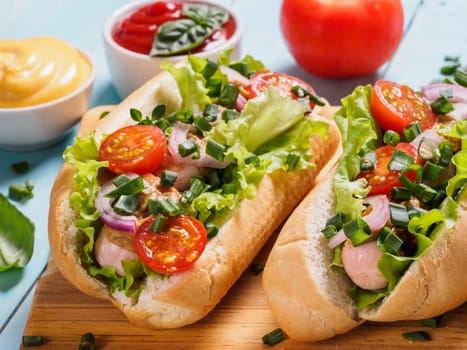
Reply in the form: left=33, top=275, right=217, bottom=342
left=0, top=193, right=34, bottom=271
left=150, top=4, right=228, bottom=56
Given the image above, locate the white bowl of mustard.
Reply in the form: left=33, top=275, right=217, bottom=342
left=0, top=37, right=95, bottom=151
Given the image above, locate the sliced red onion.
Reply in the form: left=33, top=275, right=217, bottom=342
left=362, top=195, right=390, bottom=235
left=235, top=93, right=248, bottom=112
left=168, top=121, right=230, bottom=168
left=220, top=65, right=250, bottom=86
left=421, top=83, right=467, bottom=103
left=449, top=102, right=467, bottom=120
left=95, top=176, right=138, bottom=233
left=328, top=229, right=346, bottom=249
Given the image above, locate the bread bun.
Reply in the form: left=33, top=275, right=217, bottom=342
left=48, top=66, right=342, bottom=329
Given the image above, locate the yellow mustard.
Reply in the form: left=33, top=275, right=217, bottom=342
left=0, top=37, right=92, bottom=108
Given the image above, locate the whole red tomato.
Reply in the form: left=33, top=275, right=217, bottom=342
left=280, top=0, right=404, bottom=77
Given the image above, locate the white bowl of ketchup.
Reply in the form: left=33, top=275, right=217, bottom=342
left=103, top=0, right=243, bottom=99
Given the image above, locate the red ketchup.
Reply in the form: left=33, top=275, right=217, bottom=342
left=112, top=1, right=236, bottom=55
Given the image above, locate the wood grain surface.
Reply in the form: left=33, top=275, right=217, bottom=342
left=21, top=232, right=467, bottom=350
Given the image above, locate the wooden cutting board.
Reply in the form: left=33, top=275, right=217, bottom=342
left=21, top=232, right=467, bottom=350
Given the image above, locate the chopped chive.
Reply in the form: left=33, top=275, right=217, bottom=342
left=421, top=315, right=442, bottom=328
left=219, top=84, right=239, bottom=109
left=229, top=61, right=249, bottom=77
left=438, top=141, right=453, bottom=167
left=389, top=202, right=409, bottom=228
left=423, top=161, right=444, bottom=183
left=403, top=121, right=422, bottom=142
left=161, top=170, right=178, bottom=187
left=148, top=199, right=163, bottom=215
left=262, top=328, right=285, bottom=346
left=221, top=109, right=240, bottom=122
left=11, top=161, right=29, bottom=174
left=8, top=182, right=34, bottom=201
left=178, top=139, right=199, bottom=157
left=388, top=149, right=414, bottom=172
left=343, top=218, right=372, bottom=246
left=321, top=225, right=338, bottom=239
left=151, top=214, right=168, bottom=233
left=106, top=176, right=144, bottom=197
left=430, top=95, right=454, bottom=115
left=79, top=332, right=95, bottom=350
left=325, top=211, right=346, bottom=231
left=159, top=198, right=184, bottom=216
left=22, top=335, right=44, bottom=346
left=181, top=178, right=208, bottom=204
left=290, top=85, right=326, bottom=106
left=398, top=164, right=423, bottom=189
left=201, top=58, right=218, bottom=79
left=360, top=151, right=376, bottom=171
left=382, top=230, right=403, bottom=255
left=208, top=170, right=221, bottom=189
left=440, top=62, right=461, bottom=75
left=250, top=263, right=264, bottom=275
left=206, top=78, right=222, bottom=97
left=193, top=115, right=212, bottom=133
left=454, top=68, right=467, bottom=87
left=203, top=104, right=219, bottom=122
left=113, top=194, right=139, bottom=214
left=383, top=130, right=400, bottom=146
left=412, top=183, right=438, bottom=204
left=402, top=331, right=431, bottom=341
left=205, top=138, right=227, bottom=162
left=391, top=186, right=411, bottom=201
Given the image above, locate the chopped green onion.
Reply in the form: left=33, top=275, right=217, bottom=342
left=343, top=218, right=372, bottom=246
left=430, top=95, right=454, bottom=115
left=403, top=121, right=422, bottom=142
left=201, top=58, right=218, bottom=79
left=150, top=214, right=168, bottom=233
left=11, top=161, right=29, bottom=174
left=381, top=230, right=403, bottom=255
left=205, top=138, right=227, bottom=162
left=219, top=84, right=239, bottom=109
left=262, top=328, right=285, bottom=346
left=423, top=161, right=444, bottom=183
left=325, top=212, right=346, bottom=231
left=178, top=139, right=199, bottom=157
left=161, top=170, right=178, bottom=187
left=229, top=61, right=249, bottom=77
left=290, top=85, right=326, bottom=106
left=113, top=194, right=139, bottom=214
left=205, top=221, right=219, bottom=238
left=321, top=225, right=338, bottom=239
left=398, top=164, right=423, bottom=190
left=221, top=109, right=240, bottom=122
left=8, top=181, right=34, bottom=201
left=421, top=315, right=442, bottom=328
left=391, top=186, right=411, bottom=201
left=206, top=78, right=222, bottom=97
left=250, top=263, right=264, bottom=275
left=193, top=115, right=212, bottom=133
left=159, top=198, right=184, bottom=216
left=203, top=104, right=219, bottom=122
left=389, top=203, right=409, bottom=228
left=438, top=141, right=453, bottom=167
left=440, top=62, right=461, bottom=75
left=148, top=199, right=163, bottom=215
left=208, top=170, right=221, bottom=189
left=383, top=130, right=400, bottom=146
left=112, top=174, right=131, bottom=187
left=79, top=332, right=95, bottom=350
left=168, top=109, right=193, bottom=124
left=402, top=331, right=432, bottom=341
left=22, top=335, right=44, bottom=347
left=106, top=176, right=144, bottom=198
left=286, top=152, right=300, bottom=171
left=412, top=183, right=438, bottom=204
left=360, top=151, right=376, bottom=171
left=181, top=178, right=208, bottom=204
left=388, top=149, right=415, bottom=172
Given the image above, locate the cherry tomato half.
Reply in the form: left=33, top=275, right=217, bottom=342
left=134, top=215, right=207, bottom=274
left=98, top=124, right=167, bottom=175
left=246, top=71, right=317, bottom=109
left=358, top=142, right=420, bottom=195
left=280, top=0, right=404, bottom=77
left=370, top=80, right=436, bottom=136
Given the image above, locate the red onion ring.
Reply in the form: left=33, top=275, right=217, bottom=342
left=421, top=83, right=467, bottom=103
left=95, top=175, right=139, bottom=233
left=410, top=129, right=445, bottom=160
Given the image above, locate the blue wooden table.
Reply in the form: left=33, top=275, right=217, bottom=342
left=1, top=1, right=466, bottom=349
